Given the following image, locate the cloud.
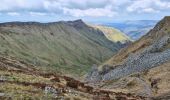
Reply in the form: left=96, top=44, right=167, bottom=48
left=155, top=0, right=170, bottom=8
left=44, top=0, right=117, bottom=17
left=7, top=12, right=20, bottom=16
left=56, top=0, right=110, bottom=10
left=0, top=0, right=44, bottom=12
left=29, top=12, right=47, bottom=16
left=0, top=0, right=118, bottom=17
left=127, top=0, right=170, bottom=13
left=63, top=7, right=117, bottom=17
left=142, top=8, right=159, bottom=13
left=0, top=0, right=169, bottom=18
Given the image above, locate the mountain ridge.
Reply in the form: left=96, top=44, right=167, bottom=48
left=0, top=19, right=130, bottom=76
left=86, top=16, right=170, bottom=98
left=90, top=25, right=132, bottom=43
left=103, top=20, right=158, bottom=40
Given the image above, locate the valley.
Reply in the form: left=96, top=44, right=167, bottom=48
left=0, top=16, right=170, bottom=100
left=0, top=20, right=130, bottom=77
left=103, top=20, right=158, bottom=40
left=0, top=0, right=170, bottom=99
left=86, top=16, right=170, bottom=99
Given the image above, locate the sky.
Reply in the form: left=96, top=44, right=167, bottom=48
left=0, top=0, right=170, bottom=23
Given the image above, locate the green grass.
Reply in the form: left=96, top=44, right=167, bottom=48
left=0, top=22, right=126, bottom=76
left=0, top=69, right=56, bottom=100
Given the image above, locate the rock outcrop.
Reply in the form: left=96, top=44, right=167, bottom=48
left=86, top=16, right=170, bottom=82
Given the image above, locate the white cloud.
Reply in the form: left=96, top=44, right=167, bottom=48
left=155, top=0, right=170, bottom=8
left=0, top=0, right=119, bottom=17
left=29, top=12, right=47, bottom=16
left=127, top=0, right=152, bottom=12
left=63, top=8, right=117, bottom=17
left=0, top=0, right=170, bottom=18
left=127, top=0, right=170, bottom=13
left=44, top=0, right=118, bottom=17
left=0, top=0, right=44, bottom=12
left=142, top=8, right=159, bottom=13
left=7, top=12, right=20, bottom=16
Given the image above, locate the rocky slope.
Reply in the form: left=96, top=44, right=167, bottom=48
left=0, top=55, right=143, bottom=100
left=86, top=16, right=170, bottom=98
left=0, top=20, right=130, bottom=76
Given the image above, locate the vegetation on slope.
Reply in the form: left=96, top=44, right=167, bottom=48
left=0, top=20, right=130, bottom=76
left=103, top=20, right=158, bottom=40
left=0, top=56, right=143, bottom=100
left=86, top=16, right=170, bottom=98
left=91, top=25, right=131, bottom=43
left=101, top=16, right=170, bottom=68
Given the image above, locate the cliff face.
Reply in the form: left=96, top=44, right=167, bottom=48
left=0, top=20, right=130, bottom=76
left=86, top=16, right=170, bottom=98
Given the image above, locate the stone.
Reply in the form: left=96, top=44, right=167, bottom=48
left=87, top=35, right=170, bottom=82
left=0, top=93, right=5, bottom=96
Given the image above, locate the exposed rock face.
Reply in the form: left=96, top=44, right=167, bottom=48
left=102, top=35, right=170, bottom=81
left=86, top=16, right=170, bottom=82
left=84, top=17, right=170, bottom=99
left=85, top=64, right=101, bottom=82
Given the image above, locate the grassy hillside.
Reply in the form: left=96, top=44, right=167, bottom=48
left=103, top=20, right=158, bottom=40
left=91, top=25, right=131, bottom=43
left=0, top=20, right=129, bottom=76
left=0, top=56, right=142, bottom=100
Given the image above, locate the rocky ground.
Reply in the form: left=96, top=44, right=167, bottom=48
left=0, top=56, right=143, bottom=100
left=86, top=16, right=170, bottom=99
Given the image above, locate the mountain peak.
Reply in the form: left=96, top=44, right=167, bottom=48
left=160, top=16, right=170, bottom=25
left=68, top=19, right=85, bottom=24
left=67, top=19, right=87, bottom=28
left=73, top=19, right=84, bottom=23
left=148, top=16, right=170, bottom=37
left=163, top=16, right=170, bottom=20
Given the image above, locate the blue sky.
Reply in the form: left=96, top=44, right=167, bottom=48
left=0, top=0, right=170, bottom=23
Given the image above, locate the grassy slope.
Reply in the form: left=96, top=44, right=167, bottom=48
left=0, top=20, right=129, bottom=76
left=0, top=56, right=142, bottom=100
left=91, top=25, right=131, bottom=43
left=0, top=56, right=94, bottom=100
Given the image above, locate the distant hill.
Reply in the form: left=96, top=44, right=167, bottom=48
left=0, top=19, right=130, bottom=76
left=103, top=20, right=158, bottom=40
left=86, top=16, right=170, bottom=98
left=90, top=25, right=131, bottom=44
